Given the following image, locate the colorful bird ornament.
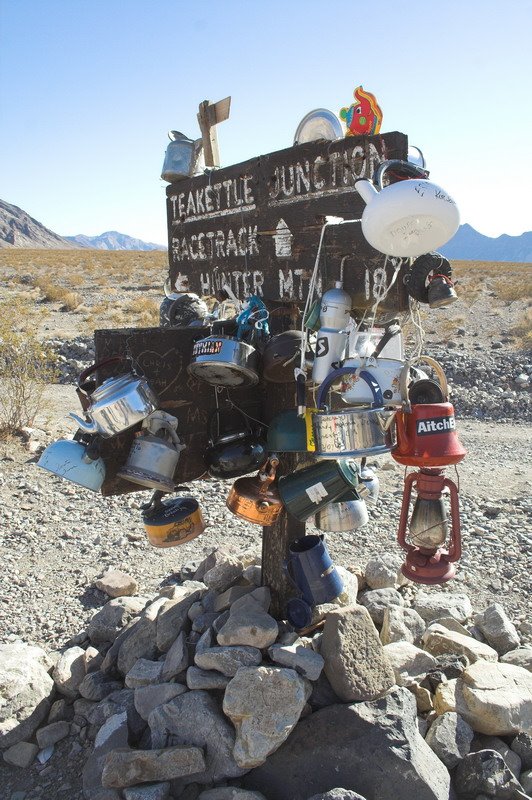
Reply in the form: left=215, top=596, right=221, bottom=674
left=340, top=86, right=383, bottom=136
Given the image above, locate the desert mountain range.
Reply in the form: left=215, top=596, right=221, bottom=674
left=0, top=198, right=530, bottom=261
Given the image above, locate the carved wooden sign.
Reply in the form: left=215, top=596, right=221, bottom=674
left=167, top=131, right=409, bottom=312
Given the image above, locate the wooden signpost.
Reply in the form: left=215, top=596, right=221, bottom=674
left=95, top=130, right=411, bottom=617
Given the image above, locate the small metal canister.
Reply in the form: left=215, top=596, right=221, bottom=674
left=142, top=497, right=205, bottom=547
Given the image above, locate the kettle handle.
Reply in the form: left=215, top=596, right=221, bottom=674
left=400, top=355, right=449, bottom=411
left=208, top=404, right=254, bottom=444
left=78, top=356, right=129, bottom=393
left=375, top=159, right=429, bottom=189
left=317, top=368, right=384, bottom=410
left=258, top=456, right=279, bottom=493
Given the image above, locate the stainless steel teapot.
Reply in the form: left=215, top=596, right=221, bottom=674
left=117, top=411, right=185, bottom=492
left=161, top=131, right=204, bottom=182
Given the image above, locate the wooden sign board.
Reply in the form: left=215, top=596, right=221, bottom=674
left=167, top=131, right=409, bottom=313
left=93, top=325, right=262, bottom=496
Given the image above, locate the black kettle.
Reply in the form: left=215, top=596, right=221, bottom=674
left=204, top=406, right=268, bottom=479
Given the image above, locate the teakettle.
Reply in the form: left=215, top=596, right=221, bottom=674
left=161, top=131, right=204, bottom=182
left=226, top=457, right=283, bottom=525
left=205, top=406, right=267, bottom=479
left=117, top=411, right=185, bottom=492
left=355, top=167, right=460, bottom=257
left=38, top=437, right=105, bottom=492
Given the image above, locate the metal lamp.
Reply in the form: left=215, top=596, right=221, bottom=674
left=397, top=467, right=461, bottom=584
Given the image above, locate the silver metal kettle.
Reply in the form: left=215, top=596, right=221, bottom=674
left=117, top=412, right=185, bottom=492
left=161, top=131, right=204, bottom=182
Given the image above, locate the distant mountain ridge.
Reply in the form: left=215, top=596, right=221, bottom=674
left=0, top=198, right=530, bottom=260
left=65, top=231, right=166, bottom=251
left=441, top=223, right=532, bottom=262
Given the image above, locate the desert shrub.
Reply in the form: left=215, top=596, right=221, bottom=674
left=510, top=308, right=532, bottom=346
left=0, top=301, right=59, bottom=437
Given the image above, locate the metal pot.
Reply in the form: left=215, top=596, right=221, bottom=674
left=142, top=494, right=205, bottom=548
left=313, top=368, right=394, bottom=458
left=205, top=407, right=267, bottom=479
left=262, top=330, right=311, bottom=383
left=315, top=489, right=369, bottom=532
left=161, top=131, right=204, bottom=183
left=226, top=457, right=283, bottom=525
left=187, top=335, right=259, bottom=387
left=117, top=411, right=185, bottom=492
left=38, top=437, right=105, bottom=492
left=69, top=357, right=159, bottom=438
left=277, top=458, right=360, bottom=522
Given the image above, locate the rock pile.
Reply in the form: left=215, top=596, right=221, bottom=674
left=1, top=550, right=532, bottom=800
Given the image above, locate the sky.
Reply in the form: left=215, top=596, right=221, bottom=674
left=1, top=0, right=531, bottom=246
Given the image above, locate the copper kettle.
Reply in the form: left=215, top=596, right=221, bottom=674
left=226, top=457, right=283, bottom=525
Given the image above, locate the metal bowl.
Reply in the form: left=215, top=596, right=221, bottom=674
left=294, top=109, right=344, bottom=145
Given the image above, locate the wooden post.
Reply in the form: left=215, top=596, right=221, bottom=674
left=261, top=453, right=306, bottom=619
left=197, top=96, right=231, bottom=168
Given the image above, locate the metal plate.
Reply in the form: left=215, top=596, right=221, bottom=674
left=294, top=108, right=344, bottom=145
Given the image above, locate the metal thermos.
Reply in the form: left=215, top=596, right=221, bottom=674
left=312, top=282, right=351, bottom=384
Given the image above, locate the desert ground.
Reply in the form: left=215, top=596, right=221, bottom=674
left=0, top=249, right=530, bottom=799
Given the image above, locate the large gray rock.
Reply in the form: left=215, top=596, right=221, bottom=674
left=156, top=589, right=203, bottom=652
left=422, top=624, right=499, bottom=663
left=88, top=597, right=147, bottom=645
left=134, top=684, right=188, bottom=722
left=82, top=711, right=129, bottom=800
left=88, top=689, right=146, bottom=743
left=52, top=645, right=86, bottom=699
left=242, top=688, right=452, bottom=800
left=148, top=690, right=247, bottom=784
left=358, top=588, right=404, bottom=625
left=95, top=569, right=138, bottom=598
left=380, top=606, right=426, bottom=646
left=102, top=746, right=206, bottom=788
left=454, top=749, right=523, bottom=798
left=470, top=735, right=522, bottom=779
left=364, top=554, right=406, bottom=590
left=186, top=667, right=230, bottom=691
left=501, top=647, right=532, bottom=673
left=125, top=659, right=164, bottom=688
left=198, top=789, right=267, bottom=799
left=36, top=720, right=70, bottom=748
left=202, top=554, right=244, bottom=592
left=383, top=642, right=438, bottom=686
left=512, top=732, right=532, bottom=769
left=2, top=741, right=39, bottom=768
left=78, top=670, right=123, bottom=701
left=0, top=641, right=54, bottom=748
left=320, top=606, right=395, bottom=702
left=268, top=641, right=324, bottom=681
left=217, top=596, right=278, bottom=649
left=424, top=711, right=474, bottom=768
left=160, top=631, right=188, bottom=681
left=459, top=660, right=532, bottom=736
left=117, top=616, right=160, bottom=676
left=223, top=666, right=311, bottom=768
left=475, top=604, right=520, bottom=655
left=414, top=592, right=472, bottom=624
left=195, top=645, right=262, bottom=677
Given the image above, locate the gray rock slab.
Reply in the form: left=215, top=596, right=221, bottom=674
left=213, top=585, right=254, bottom=612
left=268, top=642, right=324, bottom=681
left=160, top=631, right=188, bottom=681
left=125, top=659, right=164, bottom=688
left=470, top=734, right=522, bottom=779
left=364, top=553, right=405, bottom=590
left=459, top=660, right=532, bottom=736
left=82, top=711, right=129, bottom=800
left=454, top=749, right=523, bottom=798
left=414, top=591, right=472, bottom=624
left=501, top=647, right=532, bottom=672
left=134, top=683, right=188, bottom=722
left=195, top=645, right=262, bottom=677
left=358, top=588, right=404, bottom=625
left=203, top=555, right=244, bottom=592
left=2, top=741, right=39, bottom=768
left=475, top=604, right=521, bottom=655
left=422, top=625, right=498, bottom=663
left=148, top=690, right=247, bottom=785
left=36, top=720, right=70, bottom=748
left=198, top=790, right=268, bottom=800
left=0, top=641, right=54, bottom=748
left=78, top=670, right=123, bottom=701
left=216, top=598, right=278, bottom=649
left=88, top=597, right=147, bottom=646
left=306, top=792, right=368, bottom=800
left=52, top=645, right=86, bottom=699
left=186, top=667, right=230, bottom=690
left=383, top=641, right=438, bottom=686
left=156, top=590, right=203, bottom=653
left=223, top=666, right=312, bottom=768
left=242, top=688, right=452, bottom=800
left=95, top=570, right=139, bottom=598
left=89, top=689, right=146, bottom=742
left=118, top=615, right=160, bottom=676
left=102, top=746, right=206, bottom=788
left=380, top=605, right=426, bottom=646
left=512, top=732, right=532, bottom=769
left=320, top=606, right=395, bottom=702
left=424, top=711, right=474, bottom=768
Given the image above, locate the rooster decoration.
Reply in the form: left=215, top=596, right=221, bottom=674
left=340, top=86, right=383, bottom=136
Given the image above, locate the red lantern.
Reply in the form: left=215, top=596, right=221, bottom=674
left=397, top=468, right=462, bottom=585
left=392, top=402, right=466, bottom=468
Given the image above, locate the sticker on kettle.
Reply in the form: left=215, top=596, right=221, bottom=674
left=416, top=416, right=455, bottom=435
left=305, top=482, right=329, bottom=504
left=192, top=339, right=223, bottom=357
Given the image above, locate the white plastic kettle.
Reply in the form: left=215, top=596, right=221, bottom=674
left=355, top=176, right=460, bottom=257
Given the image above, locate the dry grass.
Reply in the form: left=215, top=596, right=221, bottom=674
left=510, top=308, right=532, bottom=346
left=452, top=261, right=532, bottom=307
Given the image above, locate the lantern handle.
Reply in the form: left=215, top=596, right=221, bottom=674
left=400, top=355, right=449, bottom=412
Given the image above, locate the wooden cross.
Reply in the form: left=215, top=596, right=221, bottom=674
left=197, top=97, right=231, bottom=168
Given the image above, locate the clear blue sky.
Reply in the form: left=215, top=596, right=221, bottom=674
left=1, top=0, right=530, bottom=246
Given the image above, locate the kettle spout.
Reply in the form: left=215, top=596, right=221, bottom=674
left=69, top=412, right=97, bottom=435
left=355, top=178, right=378, bottom=205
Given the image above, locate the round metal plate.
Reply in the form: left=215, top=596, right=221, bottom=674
left=188, top=360, right=259, bottom=387
left=294, top=108, right=344, bottom=145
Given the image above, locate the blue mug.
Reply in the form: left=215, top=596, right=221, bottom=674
left=285, top=534, right=344, bottom=628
